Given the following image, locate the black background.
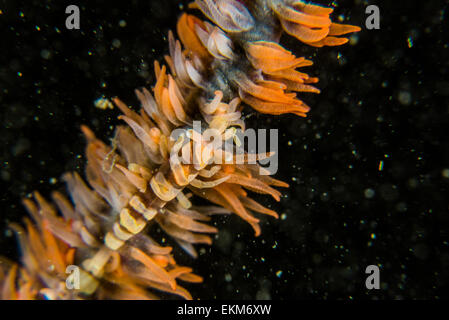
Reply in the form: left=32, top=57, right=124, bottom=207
left=0, top=0, right=448, bottom=299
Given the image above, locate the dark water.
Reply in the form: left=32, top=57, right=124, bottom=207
left=0, top=0, right=448, bottom=299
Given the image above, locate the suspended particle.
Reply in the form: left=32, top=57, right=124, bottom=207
left=94, top=97, right=114, bottom=110
left=378, top=160, right=384, bottom=171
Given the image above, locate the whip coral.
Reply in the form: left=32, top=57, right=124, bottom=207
left=0, top=0, right=360, bottom=299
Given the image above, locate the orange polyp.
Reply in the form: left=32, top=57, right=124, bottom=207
left=215, top=184, right=259, bottom=225
left=154, top=60, right=161, bottom=79
left=161, top=88, right=181, bottom=125
left=177, top=14, right=209, bottom=59
left=42, top=220, right=66, bottom=275
left=271, top=1, right=360, bottom=48
left=65, top=248, right=76, bottom=265
left=115, top=164, right=147, bottom=193
left=275, top=5, right=332, bottom=28
left=25, top=219, right=47, bottom=262
left=152, top=255, right=169, bottom=268
left=247, top=41, right=296, bottom=61
left=237, top=78, right=296, bottom=104
left=3, top=265, right=18, bottom=300
left=249, top=54, right=306, bottom=73
left=256, top=79, right=288, bottom=90
left=293, top=1, right=334, bottom=16
left=240, top=196, right=279, bottom=219
left=281, top=19, right=330, bottom=42
left=306, top=36, right=349, bottom=47
left=129, top=247, right=176, bottom=290
left=249, top=221, right=261, bottom=237
left=80, top=124, right=96, bottom=142
left=154, top=65, right=167, bottom=106
left=112, top=97, right=141, bottom=125
left=168, top=266, right=193, bottom=279
left=230, top=185, right=248, bottom=198
left=247, top=41, right=304, bottom=72
left=288, top=82, right=321, bottom=94
left=329, top=23, right=362, bottom=36
left=224, top=174, right=282, bottom=201
left=240, top=90, right=309, bottom=117
left=166, top=210, right=218, bottom=233
left=178, top=272, right=203, bottom=283
left=33, top=191, right=56, bottom=217
left=268, top=68, right=309, bottom=83
left=260, top=176, right=289, bottom=189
